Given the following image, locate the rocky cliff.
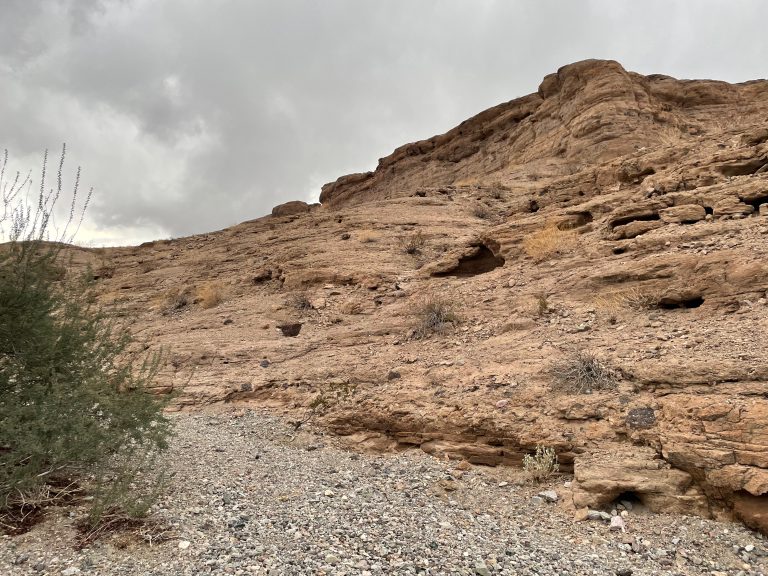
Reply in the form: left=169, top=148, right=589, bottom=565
left=78, top=60, right=768, bottom=533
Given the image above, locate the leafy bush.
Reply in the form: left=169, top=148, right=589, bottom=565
left=522, top=446, right=559, bottom=482
left=0, top=148, right=171, bottom=532
left=550, top=351, right=617, bottom=394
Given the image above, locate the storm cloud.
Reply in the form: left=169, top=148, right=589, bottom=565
left=1, top=0, right=766, bottom=244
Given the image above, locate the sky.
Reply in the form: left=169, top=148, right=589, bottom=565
left=1, top=0, right=766, bottom=246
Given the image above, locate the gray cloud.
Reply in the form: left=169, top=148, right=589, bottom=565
left=1, top=0, right=766, bottom=244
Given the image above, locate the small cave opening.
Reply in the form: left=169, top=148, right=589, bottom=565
left=612, top=246, right=627, bottom=255
left=658, top=296, right=704, bottom=310
left=741, top=194, right=768, bottom=212
left=611, top=491, right=646, bottom=511
left=432, top=244, right=505, bottom=278
left=704, top=206, right=714, bottom=216
left=528, top=199, right=540, bottom=213
left=610, top=212, right=660, bottom=230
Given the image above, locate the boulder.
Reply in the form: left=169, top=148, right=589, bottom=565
left=659, top=204, right=706, bottom=223
left=272, top=200, right=310, bottom=217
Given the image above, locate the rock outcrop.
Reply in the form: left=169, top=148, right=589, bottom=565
left=77, top=60, right=768, bottom=534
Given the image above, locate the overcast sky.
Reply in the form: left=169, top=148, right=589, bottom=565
left=1, top=0, right=766, bottom=245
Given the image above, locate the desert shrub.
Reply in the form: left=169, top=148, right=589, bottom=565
left=163, top=286, right=193, bottom=312
left=414, top=296, right=460, bottom=338
left=0, top=148, right=171, bottom=532
left=595, top=286, right=661, bottom=314
left=195, top=282, right=223, bottom=309
left=399, top=230, right=426, bottom=255
left=532, top=292, right=550, bottom=316
left=287, top=291, right=313, bottom=312
left=471, top=203, right=492, bottom=220
left=522, top=446, right=559, bottom=482
left=358, top=232, right=378, bottom=243
left=550, top=351, right=617, bottom=394
left=523, top=225, right=577, bottom=261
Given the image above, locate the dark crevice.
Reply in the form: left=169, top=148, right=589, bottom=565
left=432, top=244, right=505, bottom=278
left=610, top=213, right=661, bottom=229
left=613, top=491, right=646, bottom=508
left=741, top=195, right=768, bottom=212
left=658, top=296, right=704, bottom=309
left=612, top=247, right=627, bottom=255
left=528, top=199, right=540, bottom=213
left=704, top=206, right=714, bottom=216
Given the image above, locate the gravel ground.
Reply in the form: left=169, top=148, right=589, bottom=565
left=1, top=409, right=766, bottom=576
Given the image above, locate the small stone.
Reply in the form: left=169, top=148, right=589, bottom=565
left=178, top=540, right=191, bottom=550
left=340, top=233, right=351, bottom=240
left=620, top=499, right=634, bottom=511
left=61, top=569, right=81, bottom=576
left=259, top=359, right=270, bottom=368
left=474, top=560, right=491, bottom=576
left=387, top=370, right=401, bottom=380
left=324, top=489, right=335, bottom=497
left=538, top=490, right=558, bottom=503
left=615, top=569, right=633, bottom=576
left=745, top=544, right=755, bottom=552
left=610, top=515, right=626, bottom=532
left=325, top=553, right=340, bottom=565
left=498, top=481, right=509, bottom=487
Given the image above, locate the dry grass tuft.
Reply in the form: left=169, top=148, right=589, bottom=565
left=399, top=230, right=426, bottom=255
left=550, top=351, right=617, bottom=394
left=287, top=292, right=313, bottom=312
left=523, top=225, right=578, bottom=261
left=358, top=232, right=379, bottom=243
left=595, top=286, right=661, bottom=315
left=413, top=295, right=460, bottom=338
left=195, top=282, right=223, bottom=309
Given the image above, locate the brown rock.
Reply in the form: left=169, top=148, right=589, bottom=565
left=659, top=204, right=706, bottom=224
left=271, top=200, right=310, bottom=217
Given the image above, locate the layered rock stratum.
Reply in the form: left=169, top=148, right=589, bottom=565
left=74, top=60, right=768, bottom=533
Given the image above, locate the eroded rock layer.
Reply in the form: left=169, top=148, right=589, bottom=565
left=77, top=60, right=768, bottom=532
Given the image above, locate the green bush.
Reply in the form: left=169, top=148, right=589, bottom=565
left=0, top=147, right=172, bottom=532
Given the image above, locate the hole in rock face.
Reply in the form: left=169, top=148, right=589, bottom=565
left=741, top=194, right=768, bottom=212
left=704, top=206, right=714, bottom=216
left=612, top=247, right=627, bottom=255
left=610, top=212, right=660, bottom=229
left=528, top=199, right=539, bottom=213
left=612, top=491, right=646, bottom=511
left=658, top=296, right=704, bottom=309
left=433, top=244, right=505, bottom=278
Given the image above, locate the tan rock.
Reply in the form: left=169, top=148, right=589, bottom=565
left=659, top=204, right=706, bottom=223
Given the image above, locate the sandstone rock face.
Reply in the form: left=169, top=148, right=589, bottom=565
left=78, top=60, right=768, bottom=533
left=271, top=200, right=311, bottom=217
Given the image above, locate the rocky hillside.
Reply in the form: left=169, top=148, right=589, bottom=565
left=75, top=60, right=768, bottom=535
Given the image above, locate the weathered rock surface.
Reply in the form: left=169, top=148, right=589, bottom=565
left=70, top=60, right=768, bottom=533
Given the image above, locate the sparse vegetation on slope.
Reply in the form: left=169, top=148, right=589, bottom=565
left=0, top=148, right=171, bottom=534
